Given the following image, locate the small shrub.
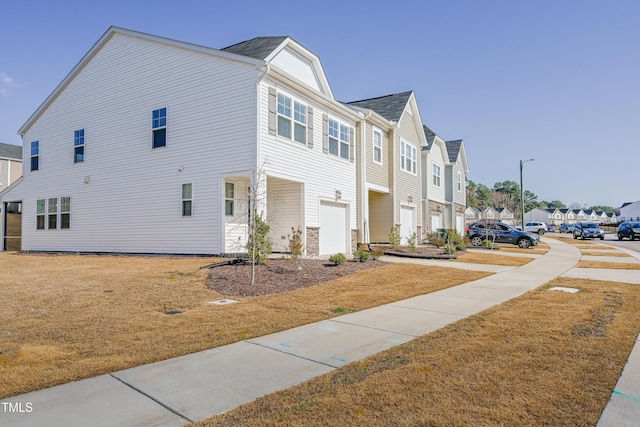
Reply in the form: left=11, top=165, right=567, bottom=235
left=329, top=253, right=346, bottom=265
left=389, top=225, right=401, bottom=249
left=287, top=226, right=303, bottom=268
left=407, top=232, right=418, bottom=252
left=353, top=249, right=370, bottom=262
left=370, top=248, right=385, bottom=260
left=445, top=229, right=466, bottom=252
left=247, top=212, right=272, bottom=264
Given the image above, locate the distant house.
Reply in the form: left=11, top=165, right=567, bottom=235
left=619, top=201, right=640, bottom=222
left=465, top=206, right=482, bottom=222
left=0, top=142, right=22, bottom=190
left=495, top=207, right=515, bottom=225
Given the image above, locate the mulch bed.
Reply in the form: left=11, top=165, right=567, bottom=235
left=206, top=258, right=386, bottom=297
left=371, top=244, right=458, bottom=259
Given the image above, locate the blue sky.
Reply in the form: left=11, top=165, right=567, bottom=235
left=1, top=0, right=638, bottom=208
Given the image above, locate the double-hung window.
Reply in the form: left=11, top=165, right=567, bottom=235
left=60, top=197, right=71, bottom=229
left=182, top=184, right=192, bottom=216
left=48, top=198, right=58, bottom=229
left=432, top=162, right=442, bottom=187
left=225, top=182, right=235, bottom=216
left=74, top=129, right=85, bottom=163
left=400, top=140, right=417, bottom=174
left=152, top=108, right=167, bottom=148
left=373, top=128, right=382, bottom=164
left=457, top=171, right=463, bottom=192
left=36, top=199, right=45, bottom=229
left=30, top=141, right=39, bottom=171
left=277, top=94, right=306, bottom=144
left=329, top=119, right=349, bottom=160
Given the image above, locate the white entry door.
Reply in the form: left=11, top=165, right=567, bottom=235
left=320, top=201, right=347, bottom=255
left=431, top=214, right=441, bottom=231
left=400, top=206, right=414, bottom=245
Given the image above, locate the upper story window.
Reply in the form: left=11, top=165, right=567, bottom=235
left=182, top=184, right=192, bottom=217
left=74, top=129, right=85, bottom=163
left=277, top=94, right=307, bottom=144
left=432, top=162, right=441, bottom=187
left=329, top=119, right=349, bottom=160
left=225, top=182, right=235, bottom=216
left=30, top=141, right=39, bottom=171
left=400, top=140, right=417, bottom=174
left=373, top=128, right=382, bottom=164
left=457, top=171, right=463, bottom=192
left=152, top=108, right=167, bottom=148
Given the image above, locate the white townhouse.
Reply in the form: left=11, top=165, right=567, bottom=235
left=0, top=27, right=361, bottom=256
left=619, top=202, right=640, bottom=222
left=347, top=92, right=426, bottom=245
left=421, top=126, right=469, bottom=235
left=0, top=143, right=22, bottom=191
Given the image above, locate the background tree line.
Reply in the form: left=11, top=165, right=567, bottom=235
left=466, top=180, right=616, bottom=214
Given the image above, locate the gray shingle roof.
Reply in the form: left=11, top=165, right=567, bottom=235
left=423, top=125, right=436, bottom=146
left=445, top=139, right=463, bottom=163
left=0, top=142, right=22, bottom=160
left=221, top=36, right=289, bottom=60
left=346, top=91, right=413, bottom=122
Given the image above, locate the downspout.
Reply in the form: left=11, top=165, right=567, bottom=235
left=255, top=63, right=270, bottom=175
left=361, top=111, right=371, bottom=244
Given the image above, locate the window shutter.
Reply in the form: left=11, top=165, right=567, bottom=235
left=322, top=114, right=329, bottom=153
left=307, top=107, right=314, bottom=149
left=349, top=128, right=355, bottom=163
left=268, top=87, right=277, bottom=135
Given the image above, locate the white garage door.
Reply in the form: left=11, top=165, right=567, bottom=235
left=431, top=214, right=441, bottom=231
left=400, top=206, right=414, bottom=245
left=320, top=202, right=347, bottom=255
left=456, top=214, right=464, bottom=235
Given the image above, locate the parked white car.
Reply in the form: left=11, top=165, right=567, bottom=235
left=517, top=221, right=547, bottom=235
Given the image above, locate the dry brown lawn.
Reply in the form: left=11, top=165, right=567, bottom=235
left=197, top=277, right=640, bottom=427
left=581, top=252, right=632, bottom=257
left=455, top=251, right=534, bottom=266
left=0, top=253, right=489, bottom=399
left=576, top=260, right=640, bottom=269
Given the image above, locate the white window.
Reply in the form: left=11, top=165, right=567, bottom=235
left=225, top=182, right=235, bottom=216
left=48, top=198, right=58, bottom=229
left=373, top=128, right=382, bottom=164
left=61, top=197, right=71, bottom=229
left=457, top=172, right=462, bottom=192
left=277, top=93, right=306, bottom=144
left=182, top=184, right=192, bottom=216
left=329, top=119, right=349, bottom=160
left=400, top=140, right=416, bottom=174
left=432, top=162, right=441, bottom=187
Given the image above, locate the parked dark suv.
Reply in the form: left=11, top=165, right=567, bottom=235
left=466, top=221, right=541, bottom=249
left=573, top=222, right=605, bottom=240
left=617, top=222, right=640, bottom=241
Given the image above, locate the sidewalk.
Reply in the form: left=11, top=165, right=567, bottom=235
left=1, top=238, right=638, bottom=426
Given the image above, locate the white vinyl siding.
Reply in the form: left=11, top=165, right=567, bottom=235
left=13, top=32, right=258, bottom=254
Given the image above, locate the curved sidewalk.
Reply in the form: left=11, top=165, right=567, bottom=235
left=0, top=238, right=636, bottom=426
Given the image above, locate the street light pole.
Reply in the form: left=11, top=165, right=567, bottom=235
left=520, top=158, right=535, bottom=229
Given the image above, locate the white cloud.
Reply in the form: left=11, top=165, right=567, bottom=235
left=0, top=72, right=26, bottom=96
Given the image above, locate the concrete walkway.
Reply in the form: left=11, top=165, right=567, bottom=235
left=1, top=238, right=639, bottom=426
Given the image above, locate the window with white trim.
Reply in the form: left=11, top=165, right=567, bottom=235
left=329, top=119, right=349, bottom=160
left=457, top=171, right=463, bottom=192
left=277, top=93, right=306, bottom=144
left=61, top=197, right=71, bottom=229
left=74, top=129, right=85, bottom=163
left=225, top=182, right=235, bottom=216
left=152, top=108, right=167, bottom=148
left=182, top=184, right=192, bottom=216
left=432, top=162, right=441, bottom=187
left=48, top=198, right=58, bottom=229
left=36, top=199, right=45, bottom=230
left=400, top=140, right=417, bottom=174
left=30, top=141, right=39, bottom=171
left=373, top=128, right=382, bottom=164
